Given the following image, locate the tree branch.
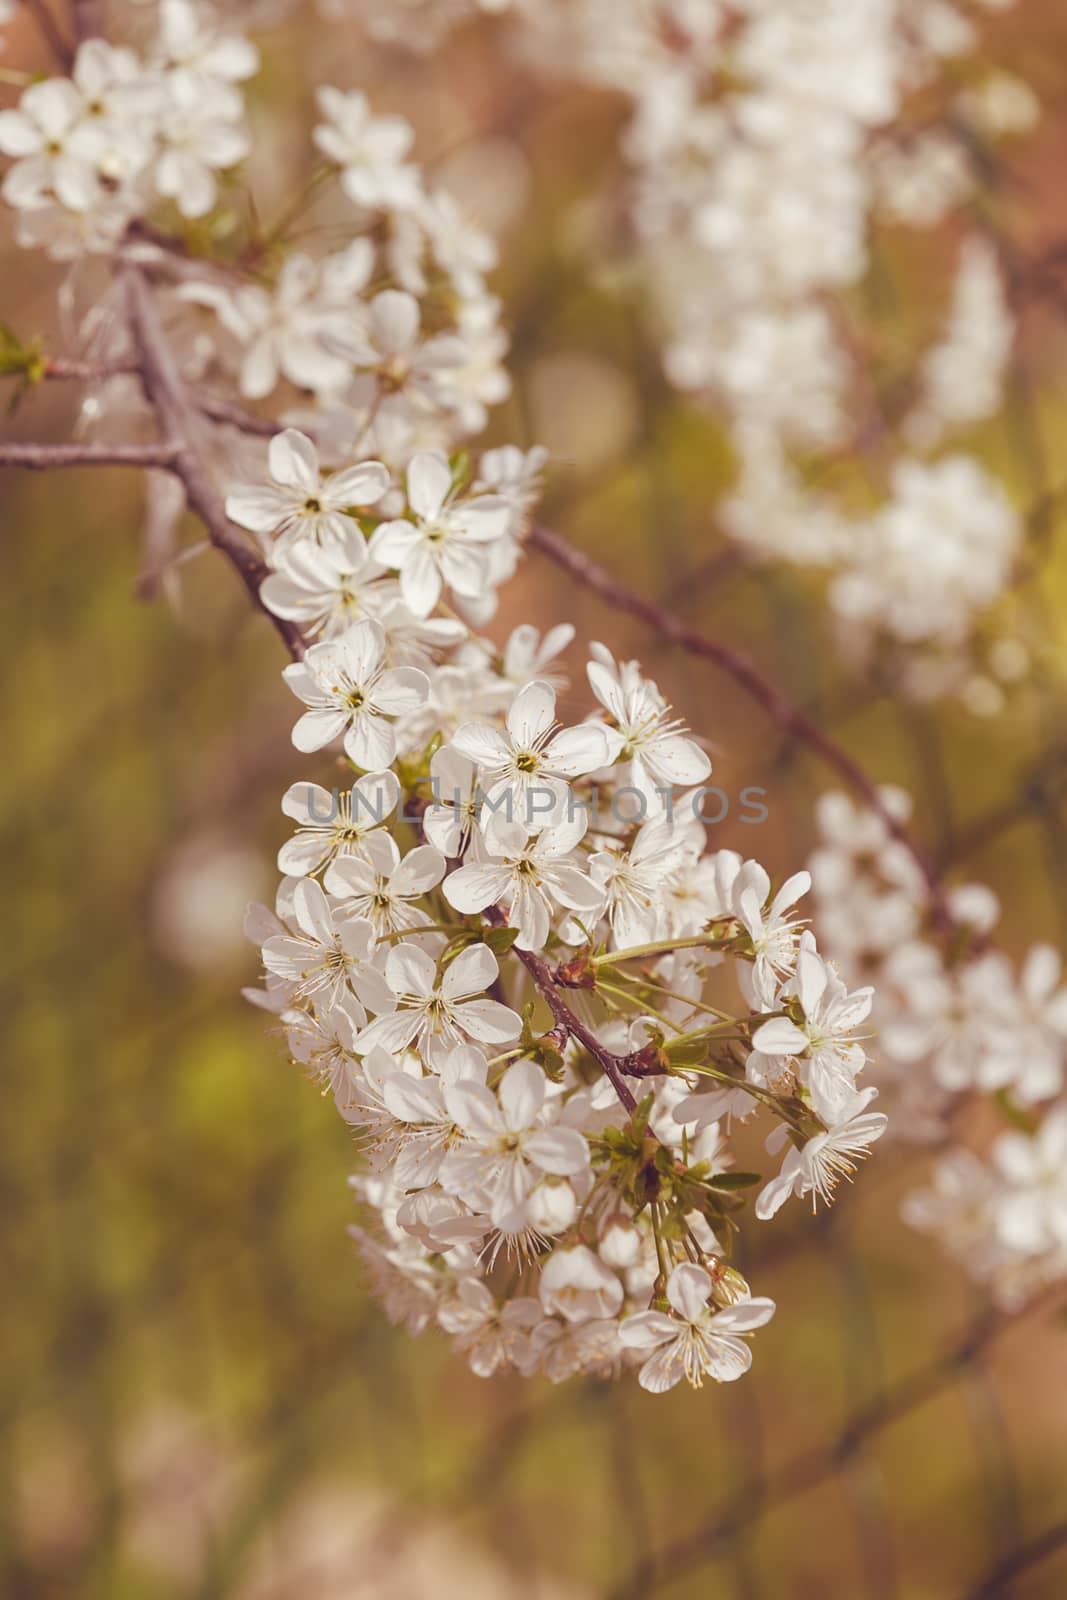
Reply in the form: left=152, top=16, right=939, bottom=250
left=195, top=393, right=283, bottom=438
left=29, top=358, right=282, bottom=438
left=527, top=522, right=956, bottom=935
left=608, top=1286, right=1066, bottom=1600
left=0, top=441, right=179, bottom=470
left=70, top=0, right=103, bottom=42
left=120, top=263, right=305, bottom=660
left=966, top=1515, right=1067, bottom=1599
left=483, top=905, right=639, bottom=1114
left=20, top=0, right=74, bottom=68
left=41, top=356, right=138, bottom=380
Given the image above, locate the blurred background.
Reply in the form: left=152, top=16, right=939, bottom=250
left=5, top=2, right=1067, bottom=1596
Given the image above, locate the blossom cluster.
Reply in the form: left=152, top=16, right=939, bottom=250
left=313, top=0, right=1038, bottom=709
left=0, top=2, right=257, bottom=247
left=0, top=1, right=896, bottom=1390
left=12, top=0, right=1066, bottom=1387
left=807, top=787, right=1067, bottom=1304
left=241, top=448, right=891, bottom=1385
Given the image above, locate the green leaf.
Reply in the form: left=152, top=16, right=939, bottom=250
left=706, top=1170, right=761, bottom=1190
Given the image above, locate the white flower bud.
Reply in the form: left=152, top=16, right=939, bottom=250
left=525, top=1179, right=578, bottom=1235
left=598, top=1215, right=642, bottom=1269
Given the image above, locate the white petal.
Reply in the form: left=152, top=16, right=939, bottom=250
left=645, top=733, right=711, bottom=787
left=269, top=429, right=320, bottom=494
left=712, top=1297, right=776, bottom=1334
left=345, top=712, right=396, bottom=773
left=443, top=1078, right=503, bottom=1140
left=507, top=680, right=556, bottom=748
left=225, top=486, right=291, bottom=534
left=755, top=1169, right=798, bottom=1221
left=292, top=878, right=334, bottom=945
left=524, top=1127, right=590, bottom=1177
left=281, top=781, right=334, bottom=825
left=328, top=460, right=390, bottom=507
left=617, top=1311, right=676, bottom=1351
left=370, top=518, right=422, bottom=567
left=338, top=618, right=385, bottom=682
left=355, top=1010, right=422, bottom=1056
left=407, top=450, right=452, bottom=521
left=292, top=707, right=349, bottom=753
left=453, top=998, right=521, bottom=1044
left=498, top=1058, right=544, bottom=1130
left=392, top=845, right=446, bottom=897
left=399, top=542, right=443, bottom=617
left=442, top=941, right=498, bottom=1000
left=451, top=722, right=510, bottom=769
left=385, top=940, right=436, bottom=999
left=544, top=723, right=612, bottom=777
left=0, top=112, right=42, bottom=158
left=666, top=1263, right=712, bottom=1322
left=751, top=1018, right=807, bottom=1057
left=442, top=863, right=509, bottom=914
left=370, top=666, right=430, bottom=716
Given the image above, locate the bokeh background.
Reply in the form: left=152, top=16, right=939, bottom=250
left=5, top=2, right=1067, bottom=1596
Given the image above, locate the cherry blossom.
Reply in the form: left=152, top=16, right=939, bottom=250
left=370, top=451, right=510, bottom=616
left=282, top=618, right=429, bottom=769
left=227, top=430, right=390, bottom=556
left=354, top=942, right=521, bottom=1057
left=619, top=1265, right=776, bottom=1392
left=451, top=678, right=615, bottom=836
left=261, top=879, right=393, bottom=1016
left=442, top=817, right=603, bottom=952
left=278, top=770, right=401, bottom=877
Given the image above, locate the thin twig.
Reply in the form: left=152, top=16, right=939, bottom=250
left=607, top=1288, right=1065, bottom=1600
left=30, top=358, right=282, bottom=438
left=195, top=393, right=282, bottom=438
left=121, top=262, right=305, bottom=660
left=527, top=522, right=956, bottom=935
left=0, top=441, right=180, bottom=470
left=483, top=905, right=639, bottom=1114
left=42, top=356, right=138, bottom=380
left=20, top=0, right=74, bottom=67
left=70, top=0, right=104, bottom=41
left=965, top=1515, right=1067, bottom=1599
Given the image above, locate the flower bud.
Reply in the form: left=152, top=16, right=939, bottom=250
left=598, top=1214, right=642, bottom=1268
left=526, top=1179, right=578, bottom=1235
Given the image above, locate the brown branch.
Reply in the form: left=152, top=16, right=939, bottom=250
left=20, top=0, right=74, bottom=67
left=966, top=1515, right=1067, bottom=1599
left=32, top=356, right=282, bottom=438
left=527, top=522, right=956, bottom=936
left=0, top=441, right=179, bottom=470
left=121, top=263, right=305, bottom=661
left=70, top=0, right=104, bottom=41
left=483, top=905, right=639, bottom=1114
left=608, top=1287, right=1066, bottom=1600
left=42, top=357, right=138, bottom=381
left=195, top=394, right=282, bottom=438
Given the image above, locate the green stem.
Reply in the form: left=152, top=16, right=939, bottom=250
left=593, top=931, right=733, bottom=967
left=597, top=981, right=680, bottom=1035
left=615, top=970, right=738, bottom=1025
left=650, top=1203, right=670, bottom=1285
left=377, top=922, right=467, bottom=943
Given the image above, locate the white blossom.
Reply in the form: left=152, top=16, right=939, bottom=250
left=282, top=618, right=429, bottom=770
left=619, top=1265, right=775, bottom=1391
